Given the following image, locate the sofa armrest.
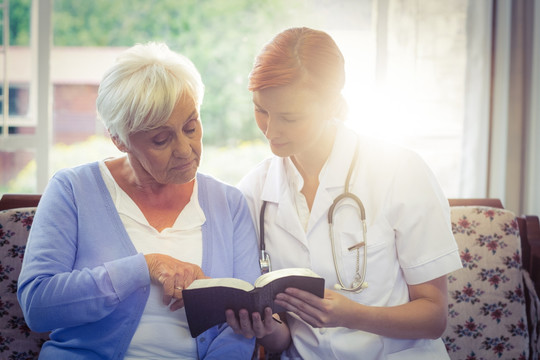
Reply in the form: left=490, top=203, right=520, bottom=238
left=518, top=215, right=540, bottom=295
left=0, top=194, right=42, bottom=211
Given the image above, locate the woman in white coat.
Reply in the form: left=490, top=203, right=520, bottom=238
left=226, top=27, right=463, bottom=359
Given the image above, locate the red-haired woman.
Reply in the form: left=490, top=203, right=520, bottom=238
left=226, top=27, right=461, bottom=359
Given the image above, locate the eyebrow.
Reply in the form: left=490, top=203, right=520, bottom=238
left=252, top=100, right=303, bottom=117
left=183, top=110, right=198, bottom=124
left=145, top=110, right=198, bottom=134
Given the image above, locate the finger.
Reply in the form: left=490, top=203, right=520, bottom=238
left=276, top=292, right=329, bottom=328
left=176, top=266, right=194, bottom=286
left=274, top=297, right=323, bottom=327
left=169, top=298, right=185, bottom=311
left=284, top=287, right=323, bottom=307
left=274, top=297, right=298, bottom=313
left=281, top=288, right=328, bottom=315
left=238, top=309, right=255, bottom=338
left=190, top=265, right=207, bottom=282
left=174, top=264, right=202, bottom=289
left=263, top=307, right=279, bottom=330
left=161, top=276, right=175, bottom=305
left=251, top=312, right=265, bottom=337
left=196, top=267, right=209, bottom=280
left=226, top=309, right=241, bottom=332
left=275, top=292, right=317, bottom=316
left=291, top=306, right=322, bottom=328
left=172, top=285, right=184, bottom=300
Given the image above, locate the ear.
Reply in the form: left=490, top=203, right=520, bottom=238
left=111, top=134, right=128, bottom=153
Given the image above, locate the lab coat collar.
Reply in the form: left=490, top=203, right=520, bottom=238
left=259, top=124, right=360, bottom=237
left=320, top=124, right=359, bottom=189
left=260, top=124, right=359, bottom=200
left=260, top=156, right=287, bottom=203
left=306, top=124, right=359, bottom=232
left=260, top=156, right=307, bottom=243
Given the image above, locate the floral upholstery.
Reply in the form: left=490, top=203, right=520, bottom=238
left=443, top=206, right=540, bottom=360
left=0, top=208, right=49, bottom=360
left=2, top=204, right=539, bottom=360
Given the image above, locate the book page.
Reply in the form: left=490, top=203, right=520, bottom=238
left=254, top=268, right=320, bottom=288
left=186, top=277, right=254, bottom=292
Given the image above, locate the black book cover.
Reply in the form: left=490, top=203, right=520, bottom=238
left=182, top=268, right=325, bottom=338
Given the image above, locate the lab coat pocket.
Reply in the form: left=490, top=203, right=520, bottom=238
left=337, top=231, right=387, bottom=291
left=335, top=228, right=396, bottom=302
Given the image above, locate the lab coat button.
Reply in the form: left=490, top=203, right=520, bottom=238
left=199, top=337, right=206, bottom=343
left=319, top=328, right=327, bottom=335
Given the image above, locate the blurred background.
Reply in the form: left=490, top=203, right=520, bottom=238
left=1, top=0, right=538, bottom=215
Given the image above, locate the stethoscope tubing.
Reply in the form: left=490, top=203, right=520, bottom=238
left=259, top=136, right=367, bottom=293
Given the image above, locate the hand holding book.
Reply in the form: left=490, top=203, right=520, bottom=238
left=182, top=268, right=325, bottom=337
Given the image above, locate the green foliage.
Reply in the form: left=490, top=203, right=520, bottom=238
left=201, top=140, right=271, bottom=185
left=50, top=0, right=320, bottom=146
left=9, top=1, right=324, bottom=146
left=3, top=135, right=271, bottom=193
left=9, top=0, right=31, bottom=45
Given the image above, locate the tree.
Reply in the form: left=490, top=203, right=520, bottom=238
left=51, top=0, right=318, bottom=145
left=9, top=0, right=31, bottom=45
left=8, top=0, right=321, bottom=145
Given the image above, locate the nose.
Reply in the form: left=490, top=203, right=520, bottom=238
left=172, top=137, right=192, bottom=158
left=260, top=115, right=279, bottom=139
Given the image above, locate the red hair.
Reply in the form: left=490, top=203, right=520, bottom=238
left=248, top=27, right=345, bottom=98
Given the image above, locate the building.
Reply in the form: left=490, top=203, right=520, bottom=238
left=1, top=46, right=126, bottom=185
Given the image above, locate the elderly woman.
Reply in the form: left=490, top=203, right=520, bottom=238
left=17, top=42, right=260, bottom=359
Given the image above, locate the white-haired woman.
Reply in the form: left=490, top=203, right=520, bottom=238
left=18, top=42, right=260, bottom=359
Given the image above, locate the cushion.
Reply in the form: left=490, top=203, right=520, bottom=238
left=443, top=206, right=529, bottom=360
left=0, top=208, right=49, bottom=359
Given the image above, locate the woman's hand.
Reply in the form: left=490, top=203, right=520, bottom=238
left=226, top=308, right=291, bottom=352
left=274, top=288, right=354, bottom=328
left=276, top=277, right=449, bottom=339
left=225, top=307, right=280, bottom=339
left=145, top=253, right=207, bottom=311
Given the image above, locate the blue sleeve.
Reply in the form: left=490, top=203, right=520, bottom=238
left=197, top=178, right=260, bottom=358
left=200, top=325, right=255, bottom=359
left=231, top=188, right=261, bottom=284
left=17, top=172, right=149, bottom=332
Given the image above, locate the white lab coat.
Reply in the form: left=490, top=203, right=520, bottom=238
left=238, top=124, right=462, bottom=360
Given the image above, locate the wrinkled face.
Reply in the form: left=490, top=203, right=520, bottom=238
left=125, top=94, right=202, bottom=185
left=252, top=82, right=333, bottom=158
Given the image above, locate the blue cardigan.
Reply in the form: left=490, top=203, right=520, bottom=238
left=17, top=162, right=260, bottom=359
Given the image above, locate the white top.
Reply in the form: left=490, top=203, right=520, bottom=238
left=99, top=160, right=205, bottom=359
left=238, top=124, right=462, bottom=360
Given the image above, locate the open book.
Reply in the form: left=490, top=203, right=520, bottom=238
left=182, top=268, right=325, bottom=337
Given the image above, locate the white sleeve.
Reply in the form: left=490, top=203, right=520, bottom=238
left=386, top=150, right=462, bottom=285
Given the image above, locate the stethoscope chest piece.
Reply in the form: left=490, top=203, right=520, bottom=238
left=260, top=250, right=271, bottom=274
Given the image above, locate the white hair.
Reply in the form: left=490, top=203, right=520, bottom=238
left=96, top=42, right=204, bottom=146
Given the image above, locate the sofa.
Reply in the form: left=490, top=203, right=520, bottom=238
left=1, top=194, right=539, bottom=359
left=0, top=204, right=49, bottom=359
left=443, top=199, right=539, bottom=360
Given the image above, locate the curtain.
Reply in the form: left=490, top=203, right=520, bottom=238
left=461, top=0, right=539, bottom=215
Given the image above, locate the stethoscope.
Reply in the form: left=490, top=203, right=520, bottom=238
left=259, top=138, right=369, bottom=293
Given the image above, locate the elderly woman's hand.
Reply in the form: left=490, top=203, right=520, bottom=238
left=145, top=253, right=207, bottom=311
left=226, top=307, right=282, bottom=339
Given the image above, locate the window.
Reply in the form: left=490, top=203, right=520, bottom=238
left=3, top=0, right=538, bottom=216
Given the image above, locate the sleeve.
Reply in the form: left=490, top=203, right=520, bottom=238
left=386, top=151, right=462, bottom=285
left=231, top=188, right=261, bottom=284
left=199, top=183, right=259, bottom=358
left=236, top=159, right=271, bottom=243
left=200, top=324, right=255, bottom=359
left=17, top=172, right=150, bottom=332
